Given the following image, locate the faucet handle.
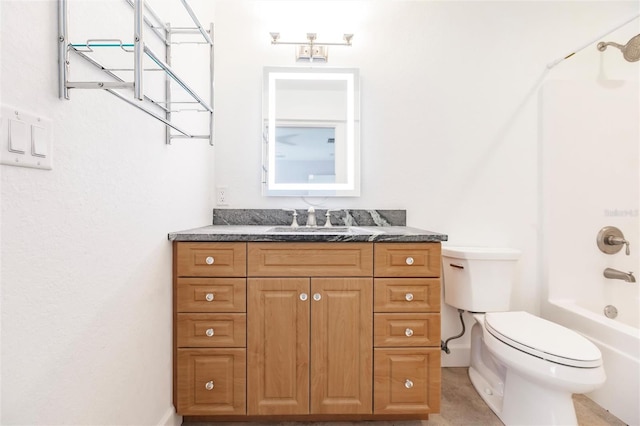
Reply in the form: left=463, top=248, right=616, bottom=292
left=597, top=226, right=630, bottom=255
left=324, top=209, right=340, bottom=227
left=283, top=209, right=299, bottom=228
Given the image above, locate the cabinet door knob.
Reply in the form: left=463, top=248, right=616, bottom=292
left=205, top=328, right=215, bottom=337
left=205, top=256, right=215, bottom=265
left=405, top=293, right=414, bottom=302
left=300, top=293, right=308, bottom=301
left=313, top=293, right=322, bottom=301
left=405, top=328, right=414, bottom=337
left=205, top=380, right=215, bottom=390
left=405, top=256, right=414, bottom=265
left=205, top=293, right=215, bottom=302
left=405, top=379, right=414, bottom=389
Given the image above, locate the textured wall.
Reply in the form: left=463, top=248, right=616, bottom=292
left=1, top=1, right=214, bottom=424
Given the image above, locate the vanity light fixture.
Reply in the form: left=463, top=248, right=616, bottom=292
left=269, top=32, right=353, bottom=63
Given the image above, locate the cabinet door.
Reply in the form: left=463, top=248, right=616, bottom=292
left=311, top=278, right=373, bottom=414
left=176, top=348, right=246, bottom=415
left=247, top=278, right=310, bottom=415
left=374, top=348, right=441, bottom=414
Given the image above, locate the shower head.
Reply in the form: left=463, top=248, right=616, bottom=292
left=597, top=33, right=640, bottom=62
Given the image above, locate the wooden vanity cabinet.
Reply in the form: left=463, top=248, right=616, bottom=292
left=247, top=243, right=373, bottom=416
left=173, top=240, right=441, bottom=420
left=373, top=243, right=442, bottom=415
left=174, top=242, right=247, bottom=416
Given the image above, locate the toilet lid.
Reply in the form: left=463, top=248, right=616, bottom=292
left=484, top=312, right=602, bottom=368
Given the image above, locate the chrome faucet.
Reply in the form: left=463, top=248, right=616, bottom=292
left=305, top=207, right=317, bottom=227
left=603, top=267, right=636, bottom=283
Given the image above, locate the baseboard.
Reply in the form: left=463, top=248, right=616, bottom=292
left=157, top=407, right=181, bottom=426
left=441, top=344, right=470, bottom=367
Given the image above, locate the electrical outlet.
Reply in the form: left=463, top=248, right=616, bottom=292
left=216, top=186, right=228, bottom=206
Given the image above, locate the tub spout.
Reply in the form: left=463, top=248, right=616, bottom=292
left=604, top=267, right=636, bottom=283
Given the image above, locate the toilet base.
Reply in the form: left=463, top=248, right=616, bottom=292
left=469, top=365, right=579, bottom=425
left=467, top=317, right=602, bottom=426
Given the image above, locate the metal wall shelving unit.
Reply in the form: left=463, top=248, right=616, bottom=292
left=58, top=0, right=214, bottom=145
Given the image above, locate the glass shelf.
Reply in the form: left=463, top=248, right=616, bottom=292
left=59, top=0, right=214, bottom=144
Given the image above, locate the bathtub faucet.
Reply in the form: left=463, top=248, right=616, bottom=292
left=603, top=267, right=636, bottom=283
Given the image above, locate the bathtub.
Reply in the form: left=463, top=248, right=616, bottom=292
left=544, top=299, right=639, bottom=425
left=541, top=80, right=639, bottom=425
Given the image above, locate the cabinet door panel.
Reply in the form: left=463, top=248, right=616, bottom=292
left=176, top=348, right=246, bottom=415
left=374, top=313, right=440, bottom=347
left=374, top=278, right=440, bottom=313
left=374, top=243, right=441, bottom=277
left=311, top=278, right=373, bottom=414
left=176, top=278, right=246, bottom=313
left=374, top=348, right=440, bottom=414
left=247, top=242, right=373, bottom=277
left=247, top=278, right=310, bottom=415
left=176, top=242, right=246, bottom=277
left=177, top=313, right=246, bottom=348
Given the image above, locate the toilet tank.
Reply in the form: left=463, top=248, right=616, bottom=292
left=442, top=246, right=520, bottom=312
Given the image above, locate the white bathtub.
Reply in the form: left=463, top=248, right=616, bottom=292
left=541, top=80, right=639, bottom=425
left=544, top=299, right=640, bottom=425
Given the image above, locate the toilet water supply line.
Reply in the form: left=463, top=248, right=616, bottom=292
left=546, top=11, right=640, bottom=69
left=441, top=309, right=466, bottom=354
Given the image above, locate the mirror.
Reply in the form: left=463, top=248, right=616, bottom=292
left=262, top=67, right=360, bottom=197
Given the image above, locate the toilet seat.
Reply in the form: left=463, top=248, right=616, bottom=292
left=484, top=311, right=602, bottom=368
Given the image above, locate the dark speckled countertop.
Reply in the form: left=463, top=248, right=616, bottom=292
left=168, top=209, right=448, bottom=243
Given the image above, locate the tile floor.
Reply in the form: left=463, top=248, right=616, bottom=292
left=185, top=367, right=626, bottom=426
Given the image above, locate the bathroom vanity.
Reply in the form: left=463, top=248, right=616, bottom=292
left=169, top=210, right=447, bottom=421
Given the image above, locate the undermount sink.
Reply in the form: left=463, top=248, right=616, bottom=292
left=268, top=226, right=353, bottom=233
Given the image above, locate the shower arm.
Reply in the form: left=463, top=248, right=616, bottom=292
left=546, top=11, right=640, bottom=69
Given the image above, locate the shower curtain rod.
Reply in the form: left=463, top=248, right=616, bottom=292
left=547, top=12, right=640, bottom=69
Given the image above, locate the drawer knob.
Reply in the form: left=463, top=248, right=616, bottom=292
left=205, top=293, right=215, bottom=302
left=405, top=328, right=414, bottom=337
left=405, top=379, right=414, bottom=389
left=313, top=293, right=322, bottom=301
left=405, top=293, right=414, bottom=302
left=300, top=293, right=308, bottom=301
left=205, top=380, right=215, bottom=390
left=205, top=256, right=215, bottom=265
left=205, top=328, right=215, bottom=337
left=405, top=256, right=414, bottom=265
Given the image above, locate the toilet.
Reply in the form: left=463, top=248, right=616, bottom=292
left=442, top=246, right=606, bottom=426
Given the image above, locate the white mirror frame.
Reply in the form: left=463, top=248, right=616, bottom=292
left=262, top=67, right=360, bottom=197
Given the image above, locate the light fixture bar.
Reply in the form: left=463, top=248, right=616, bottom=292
left=269, top=32, right=353, bottom=47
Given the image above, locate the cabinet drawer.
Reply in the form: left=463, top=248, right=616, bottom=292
left=374, top=243, right=440, bottom=277
left=176, top=348, right=246, bottom=415
left=374, top=313, right=441, bottom=347
left=175, top=242, right=246, bottom=277
left=248, top=242, right=373, bottom=277
left=177, top=314, right=246, bottom=348
left=176, top=278, right=246, bottom=313
left=374, top=278, right=440, bottom=312
left=374, top=348, right=440, bottom=414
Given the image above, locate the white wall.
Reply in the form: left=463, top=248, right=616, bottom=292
left=1, top=1, right=214, bottom=425
left=1, top=2, right=638, bottom=424
left=213, top=0, right=639, bottom=365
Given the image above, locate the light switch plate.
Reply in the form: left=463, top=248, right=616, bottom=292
left=1, top=106, right=53, bottom=170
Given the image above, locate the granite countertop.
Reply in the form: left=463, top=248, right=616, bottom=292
left=168, top=224, right=447, bottom=242
left=168, top=209, right=448, bottom=242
